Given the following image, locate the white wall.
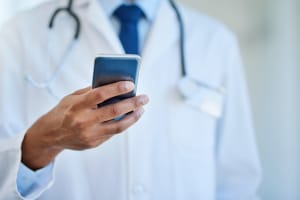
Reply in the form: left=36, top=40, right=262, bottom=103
left=0, top=0, right=299, bottom=199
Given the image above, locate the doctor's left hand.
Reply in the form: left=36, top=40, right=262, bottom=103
left=21, top=81, right=149, bottom=170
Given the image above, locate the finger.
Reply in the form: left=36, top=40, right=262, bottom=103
left=72, top=87, right=91, bottom=95
left=90, top=135, right=114, bottom=149
left=92, top=95, right=149, bottom=122
left=83, top=81, right=134, bottom=107
left=83, top=133, right=114, bottom=150
left=99, top=108, right=145, bottom=136
left=82, top=108, right=144, bottom=148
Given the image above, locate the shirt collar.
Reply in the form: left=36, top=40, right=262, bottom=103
left=99, top=0, right=161, bottom=21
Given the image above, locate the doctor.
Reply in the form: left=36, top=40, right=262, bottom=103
left=0, top=0, right=261, bottom=199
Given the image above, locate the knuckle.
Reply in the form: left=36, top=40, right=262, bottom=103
left=113, top=124, right=125, bottom=134
left=72, top=117, right=86, bottom=129
left=61, top=97, right=82, bottom=115
left=110, top=104, right=122, bottom=116
left=101, top=126, right=111, bottom=135
left=59, top=96, right=72, bottom=110
left=61, top=94, right=73, bottom=102
left=133, top=98, right=141, bottom=108
left=64, top=109, right=76, bottom=124
left=69, top=102, right=80, bottom=112
left=94, top=91, right=105, bottom=102
left=94, top=113, right=103, bottom=123
left=82, top=93, right=90, bottom=103
left=85, top=140, right=98, bottom=149
left=78, top=133, right=92, bottom=146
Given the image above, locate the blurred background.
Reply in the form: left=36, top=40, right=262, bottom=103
left=0, top=0, right=299, bottom=199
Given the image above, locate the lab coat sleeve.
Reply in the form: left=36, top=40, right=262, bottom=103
left=17, top=162, right=54, bottom=198
left=0, top=21, right=55, bottom=199
left=215, top=31, right=262, bottom=200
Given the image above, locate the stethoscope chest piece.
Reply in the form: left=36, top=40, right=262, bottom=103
left=178, top=77, right=225, bottom=118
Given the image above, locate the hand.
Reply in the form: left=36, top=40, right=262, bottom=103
left=21, top=81, right=149, bottom=170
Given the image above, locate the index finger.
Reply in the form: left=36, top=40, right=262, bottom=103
left=82, top=81, right=134, bottom=107
left=72, top=87, right=92, bottom=95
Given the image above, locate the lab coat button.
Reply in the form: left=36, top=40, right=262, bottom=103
left=132, top=185, right=145, bottom=195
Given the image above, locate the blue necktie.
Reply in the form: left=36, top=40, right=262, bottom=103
left=114, top=5, right=145, bottom=55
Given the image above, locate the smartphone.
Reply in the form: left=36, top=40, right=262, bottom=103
left=92, top=54, right=141, bottom=108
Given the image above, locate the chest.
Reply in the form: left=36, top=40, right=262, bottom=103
left=23, top=23, right=223, bottom=147
left=23, top=19, right=222, bottom=199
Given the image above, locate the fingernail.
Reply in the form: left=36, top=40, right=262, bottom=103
left=141, top=95, right=149, bottom=105
left=122, top=82, right=134, bottom=91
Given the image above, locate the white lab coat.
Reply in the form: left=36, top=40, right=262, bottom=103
left=0, top=0, right=261, bottom=199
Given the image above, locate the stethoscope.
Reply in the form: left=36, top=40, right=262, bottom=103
left=25, top=0, right=225, bottom=117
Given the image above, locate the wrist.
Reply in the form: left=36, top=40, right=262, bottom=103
left=21, top=127, right=62, bottom=170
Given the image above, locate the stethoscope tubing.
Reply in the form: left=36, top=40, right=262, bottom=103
left=168, top=0, right=186, bottom=77
left=25, top=0, right=224, bottom=99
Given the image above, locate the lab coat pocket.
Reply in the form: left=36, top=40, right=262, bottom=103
left=178, top=77, right=225, bottom=118
left=168, top=84, right=225, bottom=157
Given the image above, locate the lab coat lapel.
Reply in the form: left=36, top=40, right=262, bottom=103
left=141, top=0, right=178, bottom=68
left=85, top=0, right=124, bottom=53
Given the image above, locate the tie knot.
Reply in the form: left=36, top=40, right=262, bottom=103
left=114, top=4, right=145, bottom=24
